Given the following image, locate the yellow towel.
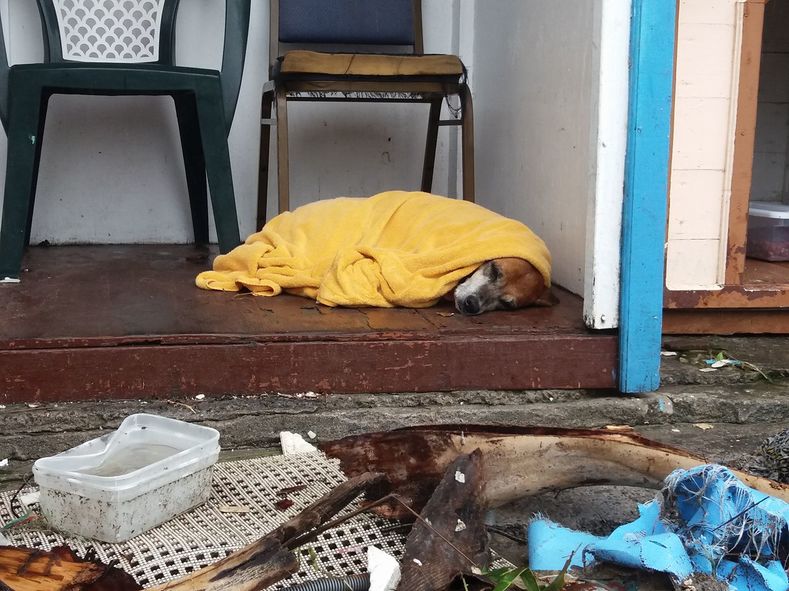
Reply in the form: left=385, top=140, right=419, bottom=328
left=196, top=191, right=551, bottom=308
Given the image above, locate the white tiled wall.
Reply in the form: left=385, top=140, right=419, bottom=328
left=666, top=0, right=741, bottom=290
left=669, top=170, right=726, bottom=240
left=671, top=97, right=732, bottom=171
left=666, top=238, right=723, bottom=289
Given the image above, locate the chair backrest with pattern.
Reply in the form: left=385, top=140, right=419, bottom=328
left=270, top=0, right=424, bottom=73
left=36, top=0, right=181, bottom=65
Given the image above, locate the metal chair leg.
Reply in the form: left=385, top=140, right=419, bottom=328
left=420, top=97, right=442, bottom=193
left=275, top=87, right=290, bottom=214
left=0, top=79, right=45, bottom=278
left=460, top=84, right=475, bottom=203
left=257, top=89, right=274, bottom=228
left=174, top=94, right=209, bottom=245
left=194, top=83, right=241, bottom=254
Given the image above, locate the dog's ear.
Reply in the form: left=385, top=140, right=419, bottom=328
left=532, top=287, right=559, bottom=307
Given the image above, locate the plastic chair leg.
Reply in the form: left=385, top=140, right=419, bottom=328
left=174, top=94, right=209, bottom=245
left=460, top=84, right=475, bottom=203
left=257, top=89, right=274, bottom=229
left=0, top=81, right=45, bottom=278
left=420, top=97, right=442, bottom=194
left=194, top=84, right=241, bottom=254
left=275, top=87, right=290, bottom=214
left=24, top=94, right=50, bottom=246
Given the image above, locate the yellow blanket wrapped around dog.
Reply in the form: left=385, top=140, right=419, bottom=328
left=196, top=191, right=551, bottom=308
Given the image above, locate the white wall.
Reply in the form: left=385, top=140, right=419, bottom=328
left=0, top=0, right=460, bottom=243
left=471, top=0, right=602, bottom=296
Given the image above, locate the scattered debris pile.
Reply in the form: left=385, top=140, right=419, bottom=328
left=745, top=427, right=789, bottom=484
left=0, top=472, right=387, bottom=591
left=0, top=425, right=787, bottom=591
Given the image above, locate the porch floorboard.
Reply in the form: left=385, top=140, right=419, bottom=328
left=0, top=245, right=616, bottom=401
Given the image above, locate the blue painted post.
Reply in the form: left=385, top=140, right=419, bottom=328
left=619, top=0, right=677, bottom=392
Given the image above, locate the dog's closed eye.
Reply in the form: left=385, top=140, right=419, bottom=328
left=485, top=261, right=501, bottom=282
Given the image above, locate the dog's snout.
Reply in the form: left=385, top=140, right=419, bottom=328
left=460, top=295, right=481, bottom=315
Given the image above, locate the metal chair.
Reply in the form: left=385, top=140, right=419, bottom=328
left=258, top=0, right=475, bottom=227
left=0, top=0, right=251, bottom=279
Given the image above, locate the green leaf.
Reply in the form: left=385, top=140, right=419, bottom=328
left=518, top=568, right=542, bottom=591
left=489, top=567, right=535, bottom=591
left=485, top=552, right=573, bottom=591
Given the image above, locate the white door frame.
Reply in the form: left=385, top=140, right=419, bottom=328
left=584, top=0, right=632, bottom=329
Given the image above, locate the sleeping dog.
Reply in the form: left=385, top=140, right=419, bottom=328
left=452, top=257, right=557, bottom=315
left=197, top=191, right=553, bottom=313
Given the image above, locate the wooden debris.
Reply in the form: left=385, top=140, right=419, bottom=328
left=397, top=450, right=490, bottom=591
left=0, top=545, right=141, bottom=590
left=149, top=471, right=385, bottom=590
left=217, top=504, right=251, bottom=514
left=277, top=485, right=307, bottom=496
left=151, top=536, right=296, bottom=591
left=275, top=498, right=295, bottom=511
left=0, top=472, right=385, bottom=591
left=321, top=425, right=789, bottom=519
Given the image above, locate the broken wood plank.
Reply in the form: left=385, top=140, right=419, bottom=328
left=397, top=450, right=490, bottom=591
left=0, top=545, right=141, bottom=590
left=151, top=537, right=297, bottom=591
left=150, top=471, right=386, bottom=591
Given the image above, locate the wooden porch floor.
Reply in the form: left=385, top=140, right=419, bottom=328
left=0, top=245, right=616, bottom=402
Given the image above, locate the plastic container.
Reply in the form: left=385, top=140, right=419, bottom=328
left=33, top=414, right=220, bottom=542
left=747, top=201, right=789, bottom=261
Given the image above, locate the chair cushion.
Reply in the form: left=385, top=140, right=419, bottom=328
left=278, top=50, right=464, bottom=78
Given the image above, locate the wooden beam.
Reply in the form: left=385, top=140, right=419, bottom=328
left=0, top=334, right=617, bottom=403
left=726, top=0, right=768, bottom=283
left=663, top=308, right=789, bottom=335
left=619, top=0, right=677, bottom=392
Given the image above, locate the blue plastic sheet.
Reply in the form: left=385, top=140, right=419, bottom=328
left=527, top=465, right=789, bottom=591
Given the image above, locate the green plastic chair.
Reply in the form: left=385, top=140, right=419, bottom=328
left=0, top=0, right=251, bottom=279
